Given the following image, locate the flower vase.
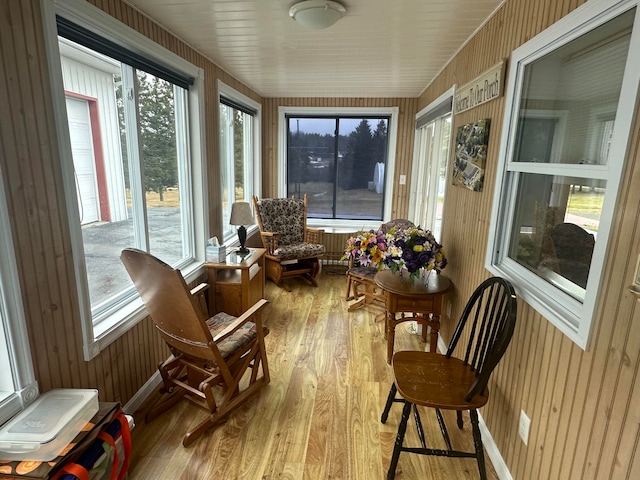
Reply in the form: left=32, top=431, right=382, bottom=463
left=421, top=269, right=433, bottom=286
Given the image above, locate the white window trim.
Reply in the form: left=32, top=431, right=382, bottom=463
left=217, top=81, right=262, bottom=245
left=486, top=0, right=640, bottom=350
left=41, top=0, right=209, bottom=360
left=277, top=106, right=399, bottom=231
left=0, top=167, right=39, bottom=425
left=409, top=86, right=455, bottom=234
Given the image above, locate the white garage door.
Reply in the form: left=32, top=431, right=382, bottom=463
left=66, top=96, right=100, bottom=225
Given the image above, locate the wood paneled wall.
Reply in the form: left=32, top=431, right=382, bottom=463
left=4, top=0, right=640, bottom=478
left=0, top=0, right=261, bottom=406
left=261, top=97, right=417, bottom=260
left=420, top=1, right=640, bottom=479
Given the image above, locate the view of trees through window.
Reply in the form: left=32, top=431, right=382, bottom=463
left=220, top=100, right=254, bottom=241
left=59, top=36, right=189, bottom=314
left=287, top=116, right=389, bottom=220
left=128, top=73, right=179, bottom=201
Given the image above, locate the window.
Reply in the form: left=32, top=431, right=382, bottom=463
left=218, top=82, right=261, bottom=244
left=0, top=168, right=38, bottom=425
left=409, top=88, right=453, bottom=240
left=43, top=0, right=207, bottom=358
left=278, top=107, right=398, bottom=228
left=487, top=1, right=640, bottom=349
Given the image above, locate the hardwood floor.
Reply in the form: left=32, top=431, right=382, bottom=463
left=128, top=272, right=499, bottom=479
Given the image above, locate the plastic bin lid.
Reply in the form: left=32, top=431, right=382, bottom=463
left=0, top=389, right=98, bottom=445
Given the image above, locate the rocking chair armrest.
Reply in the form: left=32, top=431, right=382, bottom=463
left=260, top=231, right=280, bottom=254
left=190, top=283, right=210, bottom=318
left=213, top=298, right=269, bottom=343
left=190, top=283, right=210, bottom=296
left=305, top=227, right=324, bottom=244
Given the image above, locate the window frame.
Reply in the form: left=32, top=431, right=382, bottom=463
left=278, top=106, right=399, bottom=231
left=0, top=166, right=39, bottom=425
left=409, top=86, right=454, bottom=239
left=41, top=0, right=209, bottom=360
left=217, top=81, right=262, bottom=246
left=486, top=0, right=640, bottom=350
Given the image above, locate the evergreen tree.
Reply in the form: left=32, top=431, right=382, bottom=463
left=137, top=73, right=177, bottom=201
left=372, top=119, right=388, bottom=165
left=340, top=119, right=373, bottom=189
left=233, top=110, right=244, bottom=200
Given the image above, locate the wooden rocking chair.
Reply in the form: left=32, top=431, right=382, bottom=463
left=120, top=248, right=270, bottom=447
left=252, top=194, right=325, bottom=291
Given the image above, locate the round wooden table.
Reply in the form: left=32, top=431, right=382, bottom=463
left=374, top=270, right=452, bottom=363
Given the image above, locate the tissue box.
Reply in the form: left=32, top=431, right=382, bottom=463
left=206, top=245, right=226, bottom=263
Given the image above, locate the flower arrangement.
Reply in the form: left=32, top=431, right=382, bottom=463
left=342, top=228, right=393, bottom=269
left=383, top=227, right=447, bottom=281
left=343, top=225, right=447, bottom=282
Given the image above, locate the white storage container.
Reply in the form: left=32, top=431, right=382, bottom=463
left=0, top=389, right=99, bottom=461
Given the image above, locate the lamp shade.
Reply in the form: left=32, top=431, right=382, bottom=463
left=230, top=202, right=254, bottom=225
left=289, top=0, right=346, bottom=30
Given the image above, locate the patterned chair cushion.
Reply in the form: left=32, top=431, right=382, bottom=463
left=256, top=197, right=305, bottom=246
left=206, top=312, right=269, bottom=360
left=347, top=265, right=378, bottom=280
left=273, top=242, right=325, bottom=260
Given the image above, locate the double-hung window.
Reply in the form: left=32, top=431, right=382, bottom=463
left=487, top=1, right=640, bottom=349
left=218, top=82, right=261, bottom=244
left=279, top=107, right=398, bottom=228
left=43, top=0, right=207, bottom=359
left=0, top=168, right=38, bottom=425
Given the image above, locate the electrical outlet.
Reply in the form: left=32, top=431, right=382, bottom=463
left=518, top=410, right=531, bottom=445
left=399, top=174, right=406, bottom=185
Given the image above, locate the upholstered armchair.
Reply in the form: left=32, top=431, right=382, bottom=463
left=252, top=194, right=325, bottom=291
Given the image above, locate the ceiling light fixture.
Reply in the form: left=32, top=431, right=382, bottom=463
left=289, top=0, right=347, bottom=30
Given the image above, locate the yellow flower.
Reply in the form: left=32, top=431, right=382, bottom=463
left=413, top=245, right=423, bottom=252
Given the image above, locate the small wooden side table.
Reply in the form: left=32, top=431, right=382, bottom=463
left=205, top=248, right=266, bottom=316
left=374, top=270, right=452, bottom=364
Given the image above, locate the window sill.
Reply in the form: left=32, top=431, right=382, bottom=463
left=84, top=261, right=207, bottom=361
left=487, top=258, right=589, bottom=349
left=307, top=219, right=380, bottom=233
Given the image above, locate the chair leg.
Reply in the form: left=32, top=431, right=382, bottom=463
left=381, top=383, right=397, bottom=423
left=345, top=275, right=354, bottom=301
left=457, top=410, right=464, bottom=429
left=413, top=404, right=427, bottom=450
left=387, top=400, right=411, bottom=480
left=470, top=409, right=488, bottom=480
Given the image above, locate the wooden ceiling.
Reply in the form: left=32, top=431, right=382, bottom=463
left=125, top=0, right=504, bottom=97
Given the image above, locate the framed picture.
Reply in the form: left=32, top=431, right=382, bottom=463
left=452, top=118, right=491, bottom=192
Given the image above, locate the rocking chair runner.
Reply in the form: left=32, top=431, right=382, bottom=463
left=252, top=194, right=325, bottom=291
left=120, top=248, right=270, bottom=447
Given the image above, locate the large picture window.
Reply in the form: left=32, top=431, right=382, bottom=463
left=44, top=0, right=206, bottom=358
left=487, top=2, right=640, bottom=349
left=0, top=169, right=37, bottom=425
left=279, top=107, right=398, bottom=227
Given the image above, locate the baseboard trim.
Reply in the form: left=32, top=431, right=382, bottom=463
left=435, top=335, right=513, bottom=480
left=123, top=370, right=161, bottom=415
left=477, top=411, right=513, bottom=480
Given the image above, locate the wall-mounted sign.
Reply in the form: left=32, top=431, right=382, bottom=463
left=454, top=61, right=505, bottom=114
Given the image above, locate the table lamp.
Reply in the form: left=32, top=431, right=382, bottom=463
left=230, top=201, right=254, bottom=255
